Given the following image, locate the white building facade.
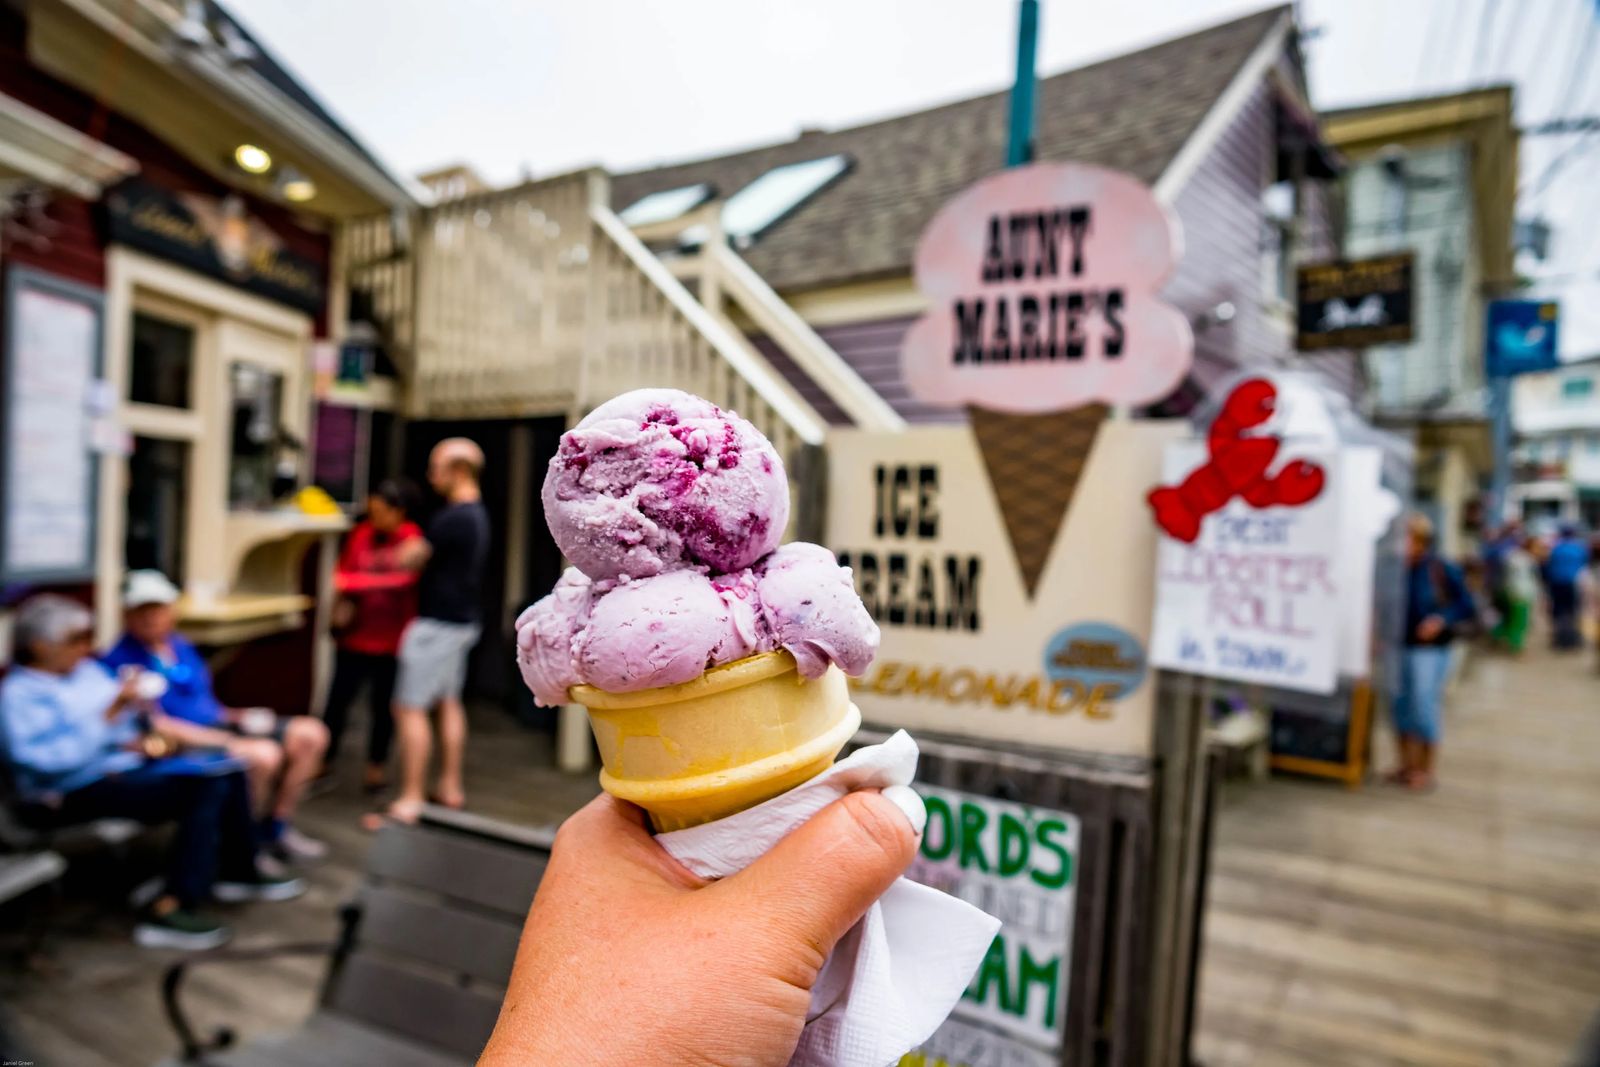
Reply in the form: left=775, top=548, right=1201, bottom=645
left=1511, top=358, right=1600, bottom=528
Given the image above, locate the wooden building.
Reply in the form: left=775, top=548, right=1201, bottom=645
left=1324, top=87, right=1518, bottom=557
left=0, top=0, right=416, bottom=714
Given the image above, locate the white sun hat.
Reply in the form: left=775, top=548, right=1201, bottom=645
left=123, top=569, right=181, bottom=608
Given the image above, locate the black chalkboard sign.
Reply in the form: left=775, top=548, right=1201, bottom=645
left=1263, top=680, right=1374, bottom=786
left=1270, top=703, right=1352, bottom=764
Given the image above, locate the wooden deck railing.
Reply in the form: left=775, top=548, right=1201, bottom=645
left=337, top=169, right=825, bottom=459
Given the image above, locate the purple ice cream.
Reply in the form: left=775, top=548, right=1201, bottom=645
left=517, top=389, right=876, bottom=705
left=541, top=389, right=790, bottom=581
left=514, top=550, right=878, bottom=705
left=753, top=543, right=880, bottom=678
left=514, top=567, right=599, bottom=707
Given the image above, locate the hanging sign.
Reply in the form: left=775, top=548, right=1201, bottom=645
left=1485, top=299, right=1559, bottom=377
left=904, top=786, right=1079, bottom=1067
left=899, top=162, right=1192, bottom=414
left=1295, top=253, right=1414, bottom=350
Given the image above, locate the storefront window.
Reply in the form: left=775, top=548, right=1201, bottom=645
left=228, top=362, right=285, bottom=509
left=129, top=312, right=195, bottom=408
left=125, top=436, right=188, bottom=580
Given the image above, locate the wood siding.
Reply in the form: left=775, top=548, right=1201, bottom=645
left=758, top=315, right=963, bottom=425
left=1165, top=81, right=1359, bottom=400
left=0, top=5, right=330, bottom=322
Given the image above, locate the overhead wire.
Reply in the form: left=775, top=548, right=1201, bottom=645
left=1469, top=0, right=1502, bottom=87
left=1414, top=0, right=1454, bottom=90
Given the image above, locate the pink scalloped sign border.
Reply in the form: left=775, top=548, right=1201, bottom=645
left=901, top=162, right=1194, bottom=414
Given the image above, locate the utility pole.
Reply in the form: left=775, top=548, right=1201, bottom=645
left=1005, top=0, right=1039, bottom=167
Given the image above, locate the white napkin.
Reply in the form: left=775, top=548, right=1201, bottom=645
left=656, top=730, right=1002, bottom=1067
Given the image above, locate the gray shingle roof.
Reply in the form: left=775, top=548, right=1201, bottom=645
left=612, top=6, right=1288, bottom=294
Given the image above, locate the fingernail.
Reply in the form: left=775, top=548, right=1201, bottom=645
left=881, top=785, right=926, bottom=837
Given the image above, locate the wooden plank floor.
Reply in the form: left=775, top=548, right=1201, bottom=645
left=1194, top=644, right=1600, bottom=1067
left=6, top=643, right=1599, bottom=1065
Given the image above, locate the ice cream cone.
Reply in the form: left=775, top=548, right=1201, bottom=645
left=571, top=650, right=861, bottom=832
left=967, top=403, right=1108, bottom=598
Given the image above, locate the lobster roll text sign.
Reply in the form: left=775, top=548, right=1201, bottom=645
left=1149, top=438, right=1343, bottom=695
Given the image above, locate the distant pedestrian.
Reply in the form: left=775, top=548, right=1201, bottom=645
left=1543, top=524, right=1589, bottom=650
left=1390, top=514, right=1475, bottom=792
left=367, top=439, right=489, bottom=828
left=1482, top=521, right=1520, bottom=634
left=1491, top=534, right=1539, bottom=655
left=321, top=478, right=424, bottom=793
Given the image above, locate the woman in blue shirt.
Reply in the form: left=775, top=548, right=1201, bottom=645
left=1391, top=516, right=1476, bottom=791
left=1, top=595, right=302, bottom=950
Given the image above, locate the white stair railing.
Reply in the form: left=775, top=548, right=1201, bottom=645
left=339, top=169, right=826, bottom=460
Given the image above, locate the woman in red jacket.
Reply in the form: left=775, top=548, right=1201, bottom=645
left=322, top=479, right=423, bottom=792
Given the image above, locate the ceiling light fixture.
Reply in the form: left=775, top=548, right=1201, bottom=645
left=234, top=143, right=272, bottom=174
left=279, top=170, right=317, bottom=203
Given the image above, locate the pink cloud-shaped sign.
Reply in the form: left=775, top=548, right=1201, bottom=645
left=902, top=162, right=1194, bottom=413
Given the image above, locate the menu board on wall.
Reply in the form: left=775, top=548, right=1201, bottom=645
left=1, top=268, right=104, bottom=583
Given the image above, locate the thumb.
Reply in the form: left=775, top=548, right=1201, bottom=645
left=713, top=787, right=924, bottom=962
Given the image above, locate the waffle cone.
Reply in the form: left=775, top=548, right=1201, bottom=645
left=571, top=651, right=860, bottom=832
left=968, top=404, right=1108, bottom=598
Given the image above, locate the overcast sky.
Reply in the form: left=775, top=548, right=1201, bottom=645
left=229, top=0, right=1600, bottom=355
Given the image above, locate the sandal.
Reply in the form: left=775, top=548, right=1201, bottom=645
left=360, top=798, right=424, bottom=833
left=429, top=788, right=466, bottom=811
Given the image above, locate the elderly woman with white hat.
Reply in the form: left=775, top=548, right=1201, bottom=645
left=1, top=594, right=303, bottom=950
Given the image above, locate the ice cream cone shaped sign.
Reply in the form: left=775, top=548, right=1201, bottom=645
left=900, top=163, right=1193, bottom=596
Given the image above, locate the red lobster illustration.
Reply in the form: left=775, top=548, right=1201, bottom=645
left=1147, top=378, right=1326, bottom=543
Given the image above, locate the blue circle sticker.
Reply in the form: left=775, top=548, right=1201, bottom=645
left=1043, top=622, right=1147, bottom=700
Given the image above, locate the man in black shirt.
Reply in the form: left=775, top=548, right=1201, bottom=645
left=377, top=438, right=490, bottom=826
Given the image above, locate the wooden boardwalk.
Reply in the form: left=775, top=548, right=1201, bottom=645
left=1195, top=645, right=1600, bottom=1067
left=6, top=644, right=1599, bottom=1065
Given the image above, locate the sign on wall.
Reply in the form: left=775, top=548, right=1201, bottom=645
left=904, top=786, right=1078, bottom=1067
left=1149, top=440, right=1343, bottom=694
left=899, top=161, right=1192, bottom=415
left=104, top=180, right=324, bottom=314
left=896, top=162, right=1193, bottom=600
left=1485, top=299, right=1560, bottom=377
left=1296, top=253, right=1414, bottom=350
left=0, top=268, right=103, bottom=583
left=827, top=420, right=1181, bottom=757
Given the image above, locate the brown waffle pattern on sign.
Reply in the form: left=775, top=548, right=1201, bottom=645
left=968, top=404, right=1108, bottom=598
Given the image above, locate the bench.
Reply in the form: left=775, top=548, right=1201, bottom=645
left=0, top=762, right=142, bottom=927
left=157, top=805, right=554, bottom=1066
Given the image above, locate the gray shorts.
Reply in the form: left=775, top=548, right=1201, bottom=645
left=394, top=618, right=481, bottom=710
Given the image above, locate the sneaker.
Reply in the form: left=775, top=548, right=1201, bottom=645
left=255, top=850, right=291, bottom=880
left=134, top=909, right=232, bottom=951
left=275, top=826, right=328, bottom=862
left=127, top=875, right=164, bottom=910
left=214, top=874, right=307, bottom=904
